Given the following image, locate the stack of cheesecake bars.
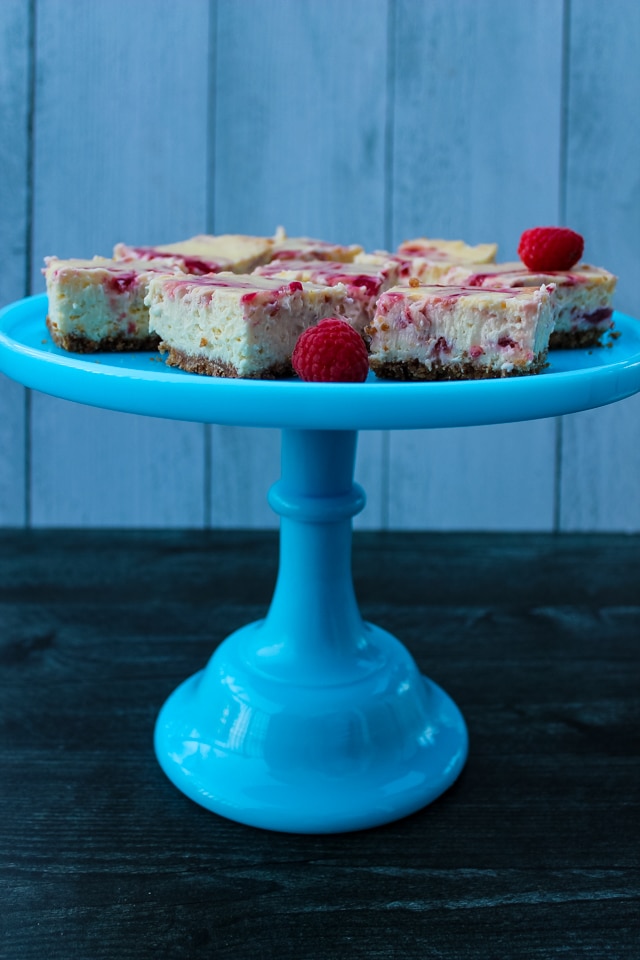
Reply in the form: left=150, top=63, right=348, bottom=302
left=43, top=228, right=617, bottom=381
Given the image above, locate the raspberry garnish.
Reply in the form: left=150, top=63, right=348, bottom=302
left=292, top=318, right=369, bottom=382
left=517, top=226, right=584, bottom=272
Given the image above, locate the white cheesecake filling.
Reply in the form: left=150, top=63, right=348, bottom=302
left=368, top=284, right=555, bottom=371
left=394, top=237, right=498, bottom=283
left=115, top=234, right=276, bottom=274
left=443, top=262, right=616, bottom=333
left=253, top=258, right=400, bottom=331
left=48, top=282, right=148, bottom=340
left=145, top=274, right=350, bottom=376
left=359, top=241, right=498, bottom=285
left=397, top=237, right=498, bottom=263
left=271, top=226, right=362, bottom=263
left=44, top=258, right=169, bottom=342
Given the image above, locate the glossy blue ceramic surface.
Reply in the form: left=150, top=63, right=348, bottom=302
left=155, top=430, right=468, bottom=832
left=1, top=294, right=639, bottom=430
left=2, top=295, right=639, bottom=832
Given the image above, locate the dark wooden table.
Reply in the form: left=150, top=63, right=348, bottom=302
left=1, top=530, right=638, bottom=959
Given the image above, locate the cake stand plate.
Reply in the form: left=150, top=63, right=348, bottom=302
left=1, top=294, right=639, bottom=430
left=2, top=295, right=639, bottom=833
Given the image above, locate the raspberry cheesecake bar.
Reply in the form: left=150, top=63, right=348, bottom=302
left=253, top=257, right=400, bottom=333
left=145, top=273, right=350, bottom=379
left=114, top=233, right=276, bottom=275
left=44, top=256, right=182, bottom=352
left=366, top=282, right=556, bottom=380
left=393, top=236, right=498, bottom=282
left=270, top=226, right=362, bottom=263
left=442, top=262, right=617, bottom=349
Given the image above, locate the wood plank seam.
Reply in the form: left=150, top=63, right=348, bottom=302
left=204, top=0, right=217, bottom=529
left=380, top=0, right=396, bottom=530
left=7, top=0, right=637, bottom=531
left=554, top=0, right=572, bottom=533
left=24, top=0, right=36, bottom=529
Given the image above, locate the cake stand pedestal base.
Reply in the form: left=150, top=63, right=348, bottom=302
left=154, top=429, right=468, bottom=833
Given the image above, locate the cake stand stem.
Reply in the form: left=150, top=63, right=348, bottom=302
left=258, top=429, right=367, bottom=684
left=154, top=426, right=468, bottom=833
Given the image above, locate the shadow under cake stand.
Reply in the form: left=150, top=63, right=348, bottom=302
left=2, top=293, right=640, bottom=833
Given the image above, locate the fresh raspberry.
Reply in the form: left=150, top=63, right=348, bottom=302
left=292, top=318, right=369, bottom=382
left=517, top=226, right=584, bottom=272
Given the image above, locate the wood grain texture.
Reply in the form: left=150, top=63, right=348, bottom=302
left=391, top=0, right=564, bottom=252
left=214, top=0, right=388, bottom=248
left=354, top=430, right=387, bottom=530
left=388, top=0, right=564, bottom=532
left=388, top=420, right=556, bottom=530
left=1, top=530, right=638, bottom=959
left=31, top=0, right=211, bottom=270
left=29, top=396, right=206, bottom=527
left=29, top=0, right=210, bottom=527
left=209, top=426, right=280, bottom=528
left=210, top=0, right=390, bottom=529
left=559, top=394, right=640, bottom=531
left=0, top=0, right=30, bottom=524
left=0, top=0, right=31, bottom=306
left=559, top=0, right=640, bottom=530
left=208, top=429, right=386, bottom=530
left=1, top=0, right=638, bottom=531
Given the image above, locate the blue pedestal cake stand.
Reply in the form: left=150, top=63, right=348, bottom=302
left=2, top=293, right=640, bottom=833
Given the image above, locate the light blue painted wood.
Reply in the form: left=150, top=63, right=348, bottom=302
left=1, top=0, right=637, bottom=531
left=208, top=427, right=386, bottom=530
left=209, top=427, right=280, bottom=529
left=391, top=0, right=564, bottom=253
left=388, top=0, right=564, bottom=531
left=0, top=0, right=29, bottom=525
left=31, top=396, right=206, bottom=527
left=214, top=0, right=388, bottom=249
left=30, top=0, right=210, bottom=528
left=560, top=0, right=640, bottom=531
left=0, top=0, right=30, bottom=307
left=211, top=0, right=390, bottom=529
left=560, top=395, right=640, bottom=532
left=0, top=369, right=25, bottom=525
left=354, top=431, right=386, bottom=530
left=389, top=421, right=556, bottom=531
left=31, top=0, right=211, bottom=275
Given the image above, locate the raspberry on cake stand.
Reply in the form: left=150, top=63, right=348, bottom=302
left=2, top=293, right=640, bottom=833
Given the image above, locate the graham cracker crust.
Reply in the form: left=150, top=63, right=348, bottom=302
left=371, top=354, right=548, bottom=381
left=46, top=316, right=159, bottom=353
left=160, top=344, right=294, bottom=380
left=549, top=327, right=611, bottom=350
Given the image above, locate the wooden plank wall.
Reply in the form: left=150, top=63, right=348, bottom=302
left=29, top=0, right=210, bottom=527
left=0, top=0, right=29, bottom=525
left=0, top=0, right=638, bottom=531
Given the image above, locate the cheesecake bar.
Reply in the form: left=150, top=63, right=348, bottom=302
left=393, top=236, right=498, bottom=282
left=270, top=226, right=362, bottom=263
left=114, top=233, right=276, bottom=275
left=366, top=282, right=556, bottom=380
left=253, top=257, right=400, bottom=333
left=145, top=273, right=350, bottom=379
left=442, top=262, right=617, bottom=348
left=44, top=256, right=182, bottom=352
